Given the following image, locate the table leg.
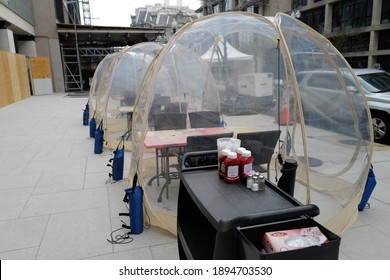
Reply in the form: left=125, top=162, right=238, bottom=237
left=125, top=112, right=133, bottom=140
left=147, top=148, right=161, bottom=186
left=158, top=147, right=170, bottom=203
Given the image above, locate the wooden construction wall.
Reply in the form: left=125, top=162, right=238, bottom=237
left=29, top=56, right=53, bottom=95
left=30, top=57, right=52, bottom=79
left=0, top=50, right=31, bottom=108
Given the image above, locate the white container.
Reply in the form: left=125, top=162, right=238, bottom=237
left=217, top=137, right=241, bottom=158
left=238, top=73, right=273, bottom=97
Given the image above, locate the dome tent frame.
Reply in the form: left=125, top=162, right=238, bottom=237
left=128, top=12, right=373, bottom=237
left=94, top=42, right=163, bottom=152
left=88, top=52, right=116, bottom=122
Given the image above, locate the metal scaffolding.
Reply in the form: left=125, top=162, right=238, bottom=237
left=62, top=0, right=83, bottom=92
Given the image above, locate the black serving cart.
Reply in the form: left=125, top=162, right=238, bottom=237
left=177, top=151, right=341, bottom=260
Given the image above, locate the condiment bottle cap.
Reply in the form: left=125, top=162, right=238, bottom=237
left=227, top=152, right=237, bottom=159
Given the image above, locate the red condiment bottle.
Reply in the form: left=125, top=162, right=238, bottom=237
left=240, top=150, right=254, bottom=179
left=219, top=148, right=231, bottom=178
left=236, top=147, right=246, bottom=159
left=224, top=152, right=240, bottom=183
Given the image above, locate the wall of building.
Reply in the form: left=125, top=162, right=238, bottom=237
left=268, top=0, right=292, bottom=16
left=1, top=0, right=35, bottom=25
left=296, top=0, right=390, bottom=70
left=31, top=0, right=65, bottom=92
left=0, top=0, right=36, bottom=54
left=0, top=28, right=15, bottom=52
left=16, top=39, right=37, bottom=57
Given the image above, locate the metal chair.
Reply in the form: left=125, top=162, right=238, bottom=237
left=236, top=130, right=281, bottom=180
left=153, top=112, right=187, bottom=131
left=185, top=132, right=234, bottom=153
left=150, top=112, right=187, bottom=202
left=188, top=111, right=221, bottom=128
left=164, top=102, right=188, bottom=113
left=148, top=96, right=172, bottom=129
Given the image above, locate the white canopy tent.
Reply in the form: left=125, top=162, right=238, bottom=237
left=201, top=39, right=253, bottom=61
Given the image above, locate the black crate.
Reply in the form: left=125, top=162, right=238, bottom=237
left=237, top=218, right=340, bottom=260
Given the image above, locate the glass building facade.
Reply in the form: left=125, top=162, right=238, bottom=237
left=1, top=0, right=34, bottom=24
left=294, top=0, right=390, bottom=70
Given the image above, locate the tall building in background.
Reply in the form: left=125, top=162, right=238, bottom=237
left=197, top=0, right=390, bottom=71
left=296, top=0, right=389, bottom=70
left=131, top=2, right=198, bottom=43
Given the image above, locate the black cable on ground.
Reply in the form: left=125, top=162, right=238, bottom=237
left=106, top=220, right=134, bottom=245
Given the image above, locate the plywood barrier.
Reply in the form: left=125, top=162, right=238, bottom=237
left=16, top=54, right=31, bottom=100
left=29, top=56, right=53, bottom=95
left=0, top=51, right=14, bottom=107
left=0, top=50, right=31, bottom=108
left=30, top=57, right=51, bottom=79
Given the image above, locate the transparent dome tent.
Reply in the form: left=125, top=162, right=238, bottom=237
left=95, top=42, right=163, bottom=151
left=128, top=12, right=373, bottom=236
left=87, top=52, right=116, bottom=122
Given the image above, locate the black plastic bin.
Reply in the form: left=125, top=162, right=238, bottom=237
left=237, top=217, right=341, bottom=260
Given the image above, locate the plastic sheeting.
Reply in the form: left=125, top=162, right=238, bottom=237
left=128, top=12, right=372, bottom=236
left=95, top=42, right=163, bottom=151
left=88, top=53, right=116, bottom=121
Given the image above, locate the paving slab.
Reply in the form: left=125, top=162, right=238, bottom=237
left=36, top=207, right=112, bottom=259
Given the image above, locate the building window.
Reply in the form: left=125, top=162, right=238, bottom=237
left=378, top=30, right=390, bottom=50
left=213, top=4, right=220, bottom=14
left=354, top=0, right=373, bottom=27
left=331, top=33, right=370, bottom=53
left=300, top=7, right=325, bottom=33
left=246, top=5, right=259, bottom=14
left=381, top=0, right=390, bottom=24
left=346, top=57, right=368, bottom=68
left=332, top=0, right=373, bottom=32
left=55, top=0, right=65, bottom=23
left=292, top=0, right=307, bottom=10
left=225, top=0, right=232, bottom=11
left=314, top=0, right=322, bottom=2
left=377, top=55, right=390, bottom=72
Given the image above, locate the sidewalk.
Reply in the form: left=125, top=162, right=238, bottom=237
left=0, top=93, right=390, bottom=259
